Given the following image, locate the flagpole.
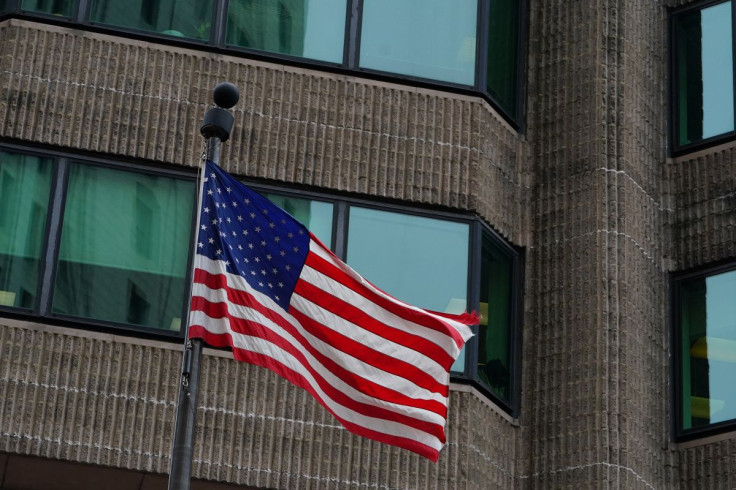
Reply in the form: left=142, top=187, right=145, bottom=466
left=168, top=82, right=239, bottom=490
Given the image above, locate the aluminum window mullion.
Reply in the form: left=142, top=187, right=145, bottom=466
left=346, top=0, right=362, bottom=69
left=37, top=158, right=70, bottom=316
left=516, top=0, right=529, bottom=127
left=333, top=201, right=349, bottom=260
left=211, top=0, right=228, bottom=47
left=476, top=0, right=489, bottom=93
left=75, top=0, right=90, bottom=23
left=461, top=219, right=483, bottom=379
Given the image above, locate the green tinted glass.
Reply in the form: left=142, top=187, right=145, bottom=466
left=21, top=0, right=74, bottom=16
left=0, top=151, right=52, bottom=310
left=90, top=0, right=213, bottom=40
left=359, top=0, right=477, bottom=85
left=679, top=269, right=736, bottom=430
left=487, top=0, right=520, bottom=117
left=226, top=0, right=346, bottom=63
left=264, top=193, right=333, bottom=248
left=675, top=1, right=734, bottom=146
left=53, top=164, right=194, bottom=331
left=346, top=207, right=470, bottom=371
left=477, top=233, right=513, bottom=401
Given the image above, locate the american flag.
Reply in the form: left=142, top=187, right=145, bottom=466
left=188, top=161, right=476, bottom=461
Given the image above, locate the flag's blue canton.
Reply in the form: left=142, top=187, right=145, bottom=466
left=196, top=161, right=309, bottom=310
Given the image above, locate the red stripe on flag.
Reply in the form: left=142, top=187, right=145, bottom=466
left=288, top=292, right=449, bottom=397
left=187, top=324, right=443, bottom=460
left=192, top=269, right=448, bottom=416
left=305, top=250, right=473, bottom=348
left=293, top=277, right=454, bottom=369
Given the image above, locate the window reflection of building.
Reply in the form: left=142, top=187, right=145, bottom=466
left=227, top=1, right=306, bottom=57
left=90, top=0, right=212, bottom=40
left=0, top=153, right=52, bottom=309
left=52, top=164, right=193, bottom=331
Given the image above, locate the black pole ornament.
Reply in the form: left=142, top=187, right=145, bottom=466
left=200, top=82, right=239, bottom=141
left=168, top=82, right=239, bottom=490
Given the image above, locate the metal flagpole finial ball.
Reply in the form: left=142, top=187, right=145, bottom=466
left=213, top=82, right=239, bottom=109
left=200, top=82, right=239, bottom=141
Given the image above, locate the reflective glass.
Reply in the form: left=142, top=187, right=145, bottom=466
left=227, top=0, right=347, bottom=63
left=359, top=0, right=477, bottom=85
left=679, top=269, right=736, bottom=430
left=53, top=164, right=194, bottom=331
left=346, top=207, right=470, bottom=371
left=675, top=1, right=734, bottom=146
left=264, top=193, right=334, bottom=248
left=477, top=233, right=513, bottom=401
left=0, top=151, right=52, bottom=310
left=90, top=0, right=213, bottom=40
left=21, top=0, right=74, bottom=16
left=487, top=0, right=520, bottom=117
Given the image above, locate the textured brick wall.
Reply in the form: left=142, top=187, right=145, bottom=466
left=667, top=146, right=736, bottom=270
left=524, top=0, right=673, bottom=487
left=0, top=319, right=525, bottom=489
left=0, top=19, right=529, bottom=246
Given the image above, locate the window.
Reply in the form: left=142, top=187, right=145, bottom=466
left=90, top=0, right=213, bottom=40
left=486, top=0, right=521, bottom=117
left=52, top=164, right=194, bottom=331
left=0, top=151, right=53, bottom=310
left=3, top=0, right=525, bottom=126
left=477, top=231, right=514, bottom=402
left=226, top=0, right=347, bottom=63
left=674, top=263, right=736, bottom=439
left=21, top=0, right=74, bottom=17
left=359, top=0, right=478, bottom=85
left=672, top=0, right=735, bottom=150
left=345, top=207, right=470, bottom=370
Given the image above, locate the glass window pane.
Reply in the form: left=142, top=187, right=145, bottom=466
left=264, top=193, right=334, bottom=248
left=487, top=0, right=520, bottom=117
left=346, top=207, right=470, bottom=371
left=52, top=164, right=194, bottom=331
left=477, top=233, right=513, bottom=401
left=226, top=0, right=347, bottom=63
left=675, top=1, right=734, bottom=146
left=0, top=151, right=52, bottom=310
left=680, top=269, right=736, bottom=430
left=359, top=0, right=477, bottom=85
left=90, top=0, right=213, bottom=41
left=21, top=0, right=74, bottom=16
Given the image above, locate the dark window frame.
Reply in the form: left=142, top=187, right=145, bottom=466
left=671, top=259, right=736, bottom=442
left=669, top=0, right=736, bottom=156
left=0, top=0, right=527, bottom=129
left=0, top=141, right=523, bottom=416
